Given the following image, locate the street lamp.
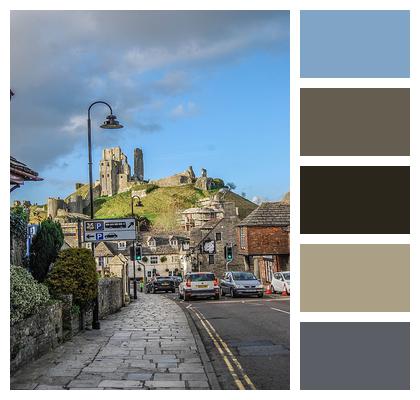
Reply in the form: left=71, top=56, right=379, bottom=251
left=130, top=194, right=142, bottom=299
left=87, top=101, right=123, bottom=329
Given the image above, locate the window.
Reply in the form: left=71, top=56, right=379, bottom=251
left=107, top=174, right=110, bottom=177
left=150, top=256, right=158, bottom=264
left=147, top=271, right=152, bottom=277
left=240, top=227, right=246, bottom=249
left=117, top=241, right=126, bottom=250
left=209, top=254, right=214, bottom=264
left=170, top=239, right=178, bottom=247
left=215, top=232, right=222, bottom=241
left=98, top=256, right=104, bottom=267
left=102, top=174, right=104, bottom=178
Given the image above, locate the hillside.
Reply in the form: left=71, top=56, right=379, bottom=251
left=92, top=184, right=257, bottom=232
left=93, top=184, right=205, bottom=231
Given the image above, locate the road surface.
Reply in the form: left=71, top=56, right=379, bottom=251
left=164, top=292, right=290, bottom=390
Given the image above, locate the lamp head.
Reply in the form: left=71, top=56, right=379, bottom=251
left=100, top=114, right=123, bottom=129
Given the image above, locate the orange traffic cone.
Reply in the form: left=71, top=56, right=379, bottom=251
left=281, top=286, right=288, bottom=296
left=265, top=284, right=272, bottom=295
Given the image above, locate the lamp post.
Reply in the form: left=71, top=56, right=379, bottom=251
left=87, top=101, right=123, bottom=329
left=130, top=195, right=142, bottom=299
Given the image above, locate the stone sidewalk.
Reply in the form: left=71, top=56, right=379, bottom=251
left=11, top=293, right=211, bottom=390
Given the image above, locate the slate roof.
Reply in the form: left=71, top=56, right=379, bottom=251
left=237, top=202, right=290, bottom=227
left=10, top=156, right=43, bottom=190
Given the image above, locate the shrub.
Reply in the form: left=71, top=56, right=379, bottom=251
left=142, top=256, right=148, bottom=262
left=10, top=265, right=50, bottom=325
left=212, top=178, right=225, bottom=189
left=29, top=219, right=64, bottom=282
left=145, top=184, right=159, bottom=194
left=46, top=248, right=98, bottom=309
left=160, top=256, right=167, bottom=263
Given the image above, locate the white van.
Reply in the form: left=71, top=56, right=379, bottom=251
left=271, top=271, right=290, bottom=295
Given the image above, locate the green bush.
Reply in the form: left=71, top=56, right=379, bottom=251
left=142, top=256, right=148, bottom=262
left=160, top=256, right=167, bottom=263
left=29, top=219, right=64, bottom=282
left=10, top=206, right=28, bottom=241
left=46, top=248, right=98, bottom=309
left=212, top=178, right=225, bottom=189
left=10, top=265, right=50, bottom=325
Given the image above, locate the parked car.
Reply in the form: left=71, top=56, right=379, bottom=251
left=146, top=276, right=175, bottom=294
left=178, top=272, right=220, bottom=301
left=271, top=271, right=290, bottom=294
left=220, top=271, right=264, bottom=298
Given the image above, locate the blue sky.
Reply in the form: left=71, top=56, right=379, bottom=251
left=10, top=11, right=289, bottom=205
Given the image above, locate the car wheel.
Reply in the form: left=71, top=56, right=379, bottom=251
left=230, top=288, right=236, bottom=298
left=258, top=292, right=264, bottom=298
left=271, top=285, right=275, bottom=294
left=214, top=292, right=221, bottom=300
left=183, top=292, right=190, bottom=301
left=221, top=289, right=225, bottom=297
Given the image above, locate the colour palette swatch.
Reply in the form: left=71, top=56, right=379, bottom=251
left=300, top=323, right=410, bottom=389
left=300, top=244, right=410, bottom=312
left=299, top=9, right=410, bottom=390
left=300, top=11, right=410, bottom=77
left=300, top=88, right=410, bottom=156
left=300, top=166, right=410, bottom=234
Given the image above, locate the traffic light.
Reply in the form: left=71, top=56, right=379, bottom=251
left=130, top=246, right=134, bottom=261
left=225, top=245, right=233, bottom=261
left=135, top=246, right=142, bottom=261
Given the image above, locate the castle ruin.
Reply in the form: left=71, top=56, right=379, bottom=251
left=99, top=147, right=144, bottom=196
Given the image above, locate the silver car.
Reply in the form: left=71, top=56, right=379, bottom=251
left=220, top=271, right=264, bottom=298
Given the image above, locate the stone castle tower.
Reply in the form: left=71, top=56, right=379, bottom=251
left=133, top=148, right=144, bottom=181
left=100, top=147, right=132, bottom=196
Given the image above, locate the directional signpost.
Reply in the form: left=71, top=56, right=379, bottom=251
left=83, top=218, right=136, bottom=242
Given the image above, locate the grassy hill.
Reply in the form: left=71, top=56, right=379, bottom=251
left=93, top=184, right=257, bottom=232
left=93, top=184, right=208, bottom=231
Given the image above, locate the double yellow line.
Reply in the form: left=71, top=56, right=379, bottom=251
left=190, top=307, right=256, bottom=390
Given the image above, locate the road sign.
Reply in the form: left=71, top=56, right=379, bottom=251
left=83, top=218, right=136, bottom=242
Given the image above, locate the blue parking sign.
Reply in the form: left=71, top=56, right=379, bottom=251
left=96, top=233, right=104, bottom=240
left=95, top=221, right=104, bottom=230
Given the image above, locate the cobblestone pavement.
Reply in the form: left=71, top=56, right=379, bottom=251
left=11, top=293, right=211, bottom=390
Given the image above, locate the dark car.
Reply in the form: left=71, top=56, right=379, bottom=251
left=146, top=276, right=175, bottom=294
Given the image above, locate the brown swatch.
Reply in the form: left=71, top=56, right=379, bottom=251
left=300, top=244, right=410, bottom=312
left=300, top=88, right=410, bottom=156
left=300, top=166, right=410, bottom=234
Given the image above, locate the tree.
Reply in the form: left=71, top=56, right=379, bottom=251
left=241, top=192, right=247, bottom=198
left=29, top=218, right=64, bottom=282
left=46, top=248, right=98, bottom=309
left=225, top=182, right=236, bottom=190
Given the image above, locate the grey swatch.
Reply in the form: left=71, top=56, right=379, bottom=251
left=301, top=322, right=410, bottom=389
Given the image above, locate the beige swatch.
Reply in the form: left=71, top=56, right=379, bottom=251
left=301, top=244, right=410, bottom=312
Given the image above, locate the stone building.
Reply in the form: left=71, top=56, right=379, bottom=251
left=236, top=201, right=290, bottom=284
left=138, top=234, right=189, bottom=280
left=133, top=148, right=144, bottom=181
left=187, top=200, right=244, bottom=278
left=99, top=146, right=145, bottom=196
left=100, top=147, right=131, bottom=196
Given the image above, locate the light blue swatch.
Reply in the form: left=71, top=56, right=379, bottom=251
left=301, top=11, right=410, bottom=77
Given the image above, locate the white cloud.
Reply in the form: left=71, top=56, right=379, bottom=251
left=252, top=195, right=268, bottom=205
left=170, top=101, right=198, bottom=118
left=61, top=115, right=86, bottom=136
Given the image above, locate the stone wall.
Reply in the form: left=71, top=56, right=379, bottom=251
left=98, top=278, right=123, bottom=318
left=10, top=302, right=63, bottom=373
left=10, top=278, right=124, bottom=373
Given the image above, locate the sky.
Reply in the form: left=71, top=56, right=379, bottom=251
left=10, top=11, right=290, bottom=205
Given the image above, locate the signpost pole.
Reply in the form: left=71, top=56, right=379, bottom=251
left=132, top=241, right=137, bottom=299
